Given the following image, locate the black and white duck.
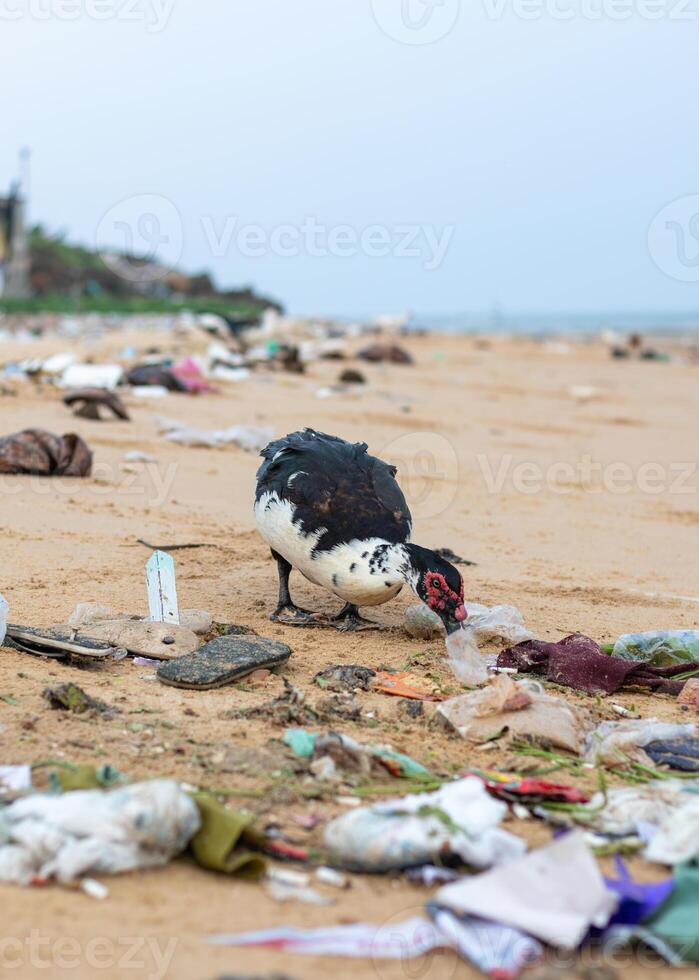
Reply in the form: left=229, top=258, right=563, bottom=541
left=254, top=428, right=467, bottom=633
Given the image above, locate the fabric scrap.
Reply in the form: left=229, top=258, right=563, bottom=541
left=644, top=861, right=699, bottom=964
left=498, top=633, right=699, bottom=696
left=602, top=856, right=674, bottom=928
left=188, top=793, right=266, bottom=879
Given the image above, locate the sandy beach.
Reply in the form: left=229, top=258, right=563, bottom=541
left=1, top=324, right=698, bottom=980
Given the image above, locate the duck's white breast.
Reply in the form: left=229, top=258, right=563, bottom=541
left=254, top=491, right=403, bottom=607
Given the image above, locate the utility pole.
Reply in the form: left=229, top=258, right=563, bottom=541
left=1, top=148, right=32, bottom=298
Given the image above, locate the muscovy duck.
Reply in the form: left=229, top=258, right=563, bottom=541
left=254, top=429, right=467, bottom=632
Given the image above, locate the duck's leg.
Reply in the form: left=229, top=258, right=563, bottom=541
left=330, top=603, right=381, bottom=632
left=270, top=550, right=325, bottom=626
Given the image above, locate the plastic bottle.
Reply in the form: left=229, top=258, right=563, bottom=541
left=610, top=630, right=699, bottom=667
left=0, top=593, right=7, bottom=646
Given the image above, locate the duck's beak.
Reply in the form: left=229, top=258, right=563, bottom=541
left=441, top=603, right=467, bottom=636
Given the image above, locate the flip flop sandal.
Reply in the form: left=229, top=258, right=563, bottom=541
left=4, top=625, right=120, bottom=660
left=157, top=635, right=292, bottom=690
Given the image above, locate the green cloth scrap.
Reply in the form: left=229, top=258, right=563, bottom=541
left=646, top=861, right=699, bottom=963
left=189, top=794, right=266, bottom=879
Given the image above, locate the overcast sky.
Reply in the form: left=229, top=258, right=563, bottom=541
left=1, top=0, right=698, bottom=318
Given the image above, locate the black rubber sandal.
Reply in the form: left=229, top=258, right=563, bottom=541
left=156, top=634, right=292, bottom=690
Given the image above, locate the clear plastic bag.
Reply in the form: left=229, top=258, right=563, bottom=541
left=445, top=603, right=533, bottom=685
left=612, top=630, right=699, bottom=667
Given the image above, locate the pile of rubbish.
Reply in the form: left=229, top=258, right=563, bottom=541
left=2, top=429, right=699, bottom=976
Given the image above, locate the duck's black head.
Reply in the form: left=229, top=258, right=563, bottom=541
left=403, top=543, right=467, bottom=635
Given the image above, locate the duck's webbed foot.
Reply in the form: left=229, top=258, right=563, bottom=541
left=330, top=603, right=382, bottom=632
left=270, top=603, right=327, bottom=627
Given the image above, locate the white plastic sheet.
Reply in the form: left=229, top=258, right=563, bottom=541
left=435, top=831, right=618, bottom=949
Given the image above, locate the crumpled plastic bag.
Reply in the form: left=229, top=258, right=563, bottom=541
left=578, top=780, right=697, bottom=837
left=463, top=602, right=533, bottom=646
left=323, top=777, right=526, bottom=872
left=645, top=796, right=699, bottom=865
left=584, top=719, right=696, bottom=767
left=437, top=674, right=589, bottom=754
left=0, top=779, right=200, bottom=885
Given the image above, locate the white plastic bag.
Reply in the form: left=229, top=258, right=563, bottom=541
left=0, top=780, right=200, bottom=885
left=584, top=719, right=695, bottom=767
left=324, top=777, right=525, bottom=872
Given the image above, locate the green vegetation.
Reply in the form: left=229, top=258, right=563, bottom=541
left=0, top=293, right=267, bottom=316
left=1, top=224, right=278, bottom=317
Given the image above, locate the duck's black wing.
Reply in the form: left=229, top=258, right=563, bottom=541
left=255, top=428, right=412, bottom=552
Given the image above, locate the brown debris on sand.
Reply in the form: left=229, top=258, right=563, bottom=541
left=0, top=429, right=93, bottom=477
left=42, top=683, right=117, bottom=717
left=63, top=388, right=130, bottom=421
